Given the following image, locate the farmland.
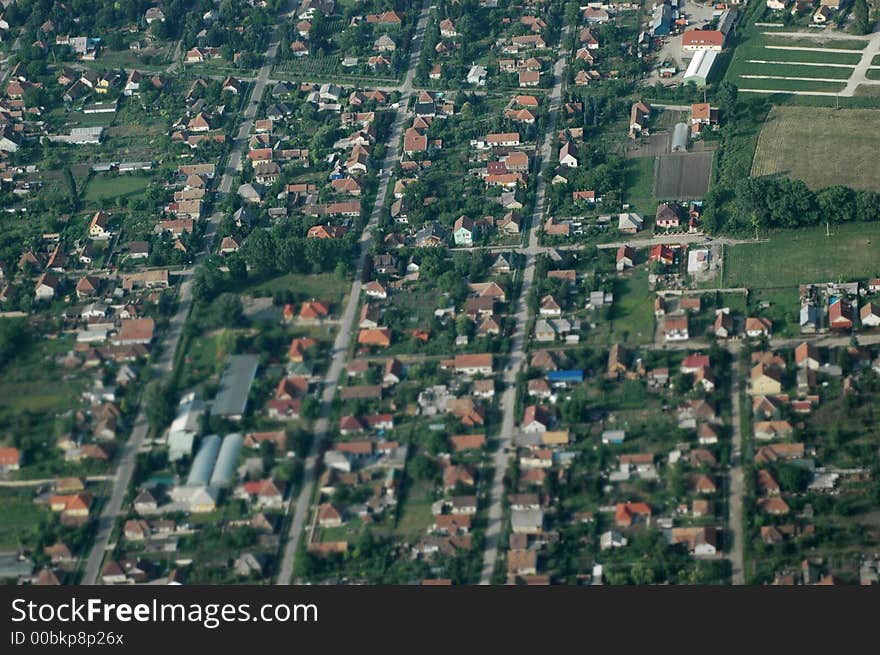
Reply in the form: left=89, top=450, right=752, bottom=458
left=654, top=151, right=714, bottom=200
left=724, top=222, right=880, bottom=289
left=751, top=105, right=880, bottom=191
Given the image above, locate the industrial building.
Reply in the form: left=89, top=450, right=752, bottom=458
left=652, top=3, right=673, bottom=36
left=212, top=354, right=259, bottom=420
left=168, top=391, right=205, bottom=462
left=683, top=49, right=717, bottom=87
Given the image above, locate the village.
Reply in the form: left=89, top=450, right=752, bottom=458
left=1, top=0, right=880, bottom=588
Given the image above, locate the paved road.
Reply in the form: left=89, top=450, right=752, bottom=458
left=81, top=4, right=293, bottom=586
left=727, top=362, right=745, bottom=585
left=479, top=26, right=571, bottom=585
left=275, top=0, right=435, bottom=586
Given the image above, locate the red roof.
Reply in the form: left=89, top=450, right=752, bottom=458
left=0, top=447, right=20, bottom=466
left=682, top=30, right=724, bottom=48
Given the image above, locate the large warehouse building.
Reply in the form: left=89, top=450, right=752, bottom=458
left=684, top=49, right=717, bottom=87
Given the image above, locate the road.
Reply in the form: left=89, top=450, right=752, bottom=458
left=727, top=362, right=745, bottom=585
left=81, top=4, right=292, bottom=586
left=479, top=26, right=571, bottom=585
left=275, top=0, right=435, bottom=585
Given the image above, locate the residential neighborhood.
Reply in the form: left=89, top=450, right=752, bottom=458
left=0, top=0, right=879, bottom=591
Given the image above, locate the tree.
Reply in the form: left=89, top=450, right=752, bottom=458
left=144, top=382, right=175, bottom=433
left=853, top=0, right=870, bottom=35
left=716, top=80, right=738, bottom=111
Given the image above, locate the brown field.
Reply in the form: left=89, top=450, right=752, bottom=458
left=654, top=151, right=713, bottom=199
left=751, top=105, right=880, bottom=191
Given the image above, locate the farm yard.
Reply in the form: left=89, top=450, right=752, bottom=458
left=751, top=105, right=880, bottom=191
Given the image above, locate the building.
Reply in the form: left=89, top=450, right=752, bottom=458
left=683, top=49, right=717, bottom=87
left=681, top=30, right=725, bottom=53
left=213, top=355, right=259, bottom=421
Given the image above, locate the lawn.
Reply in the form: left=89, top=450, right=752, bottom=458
left=82, top=173, right=154, bottom=203
left=0, top=490, right=48, bottom=549
left=394, top=478, right=434, bottom=539
left=738, top=62, right=854, bottom=80
left=245, top=273, right=350, bottom=304
left=724, top=222, right=880, bottom=289
left=609, top=268, right=655, bottom=346
left=622, top=157, right=657, bottom=215
left=751, top=105, right=880, bottom=191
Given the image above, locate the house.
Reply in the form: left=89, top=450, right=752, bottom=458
left=522, top=405, right=551, bottom=433
left=450, top=353, right=493, bottom=376
left=670, top=526, right=718, bottom=556
left=89, top=211, right=111, bottom=239
left=629, top=102, right=650, bottom=138
left=0, top=447, right=21, bottom=472
left=363, top=280, right=387, bottom=300
left=714, top=311, right=734, bottom=338
left=813, top=5, right=832, bottom=22
left=35, top=273, right=60, bottom=301
left=317, top=503, right=343, bottom=528
left=691, top=103, right=719, bottom=127
left=861, top=302, right=880, bottom=327
left=655, top=203, right=681, bottom=229
left=616, top=245, right=634, bottom=271
left=439, top=18, right=458, bottom=37
left=745, top=317, right=773, bottom=338
left=828, top=298, right=853, bottom=331
left=795, top=342, right=820, bottom=370
left=618, top=212, right=643, bottom=233
left=358, top=328, right=392, bottom=348
left=754, top=420, right=794, bottom=441
left=750, top=363, right=783, bottom=395
left=539, top=295, right=562, bottom=317
left=559, top=141, right=578, bottom=168
left=453, top=215, right=475, bottom=246
left=663, top=316, right=689, bottom=341
left=615, top=502, right=652, bottom=528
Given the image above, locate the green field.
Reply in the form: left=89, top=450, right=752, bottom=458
left=725, top=22, right=865, bottom=96
left=739, top=62, right=853, bottom=79
left=393, top=479, right=434, bottom=539
left=751, top=105, right=880, bottom=191
left=866, top=69, right=880, bottom=81
left=610, top=268, right=655, bottom=346
left=622, top=157, right=657, bottom=215
left=0, top=490, right=48, bottom=549
left=736, top=78, right=846, bottom=93
left=245, top=272, right=350, bottom=302
left=83, top=173, right=154, bottom=203
left=725, top=223, right=880, bottom=289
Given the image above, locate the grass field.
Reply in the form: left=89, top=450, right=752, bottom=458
left=622, top=157, right=657, bottom=215
left=736, top=78, right=846, bottom=93
left=610, top=268, right=655, bottom=346
left=725, top=25, right=864, bottom=95
left=865, top=69, right=880, bottom=81
left=245, top=273, right=350, bottom=303
left=751, top=105, right=880, bottom=191
left=394, top=479, right=434, bottom=539
left=83, top=173, right=154, bottom=203
left=0, top=490, right=48, bottom=549
left=725, top=222, right=880, bottom=289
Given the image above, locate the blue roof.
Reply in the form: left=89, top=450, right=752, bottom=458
left=547, top=369, right=584, bottom=382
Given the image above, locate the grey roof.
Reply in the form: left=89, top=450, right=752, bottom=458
left=0, top=552, right=34, bottom=578
left=209, top=433, right=243, bottom=488
left=213, top=354, right=259, bottom=418
left=671, top=122, right=689, bottom=151
left=186, top=434, right=221, bottom=487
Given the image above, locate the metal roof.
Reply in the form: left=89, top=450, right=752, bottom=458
left=212, top=354, right=259, bottom=418
left=186, top=434, right=221, bottom=487
left=209, top=433, right=243, bottom=488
